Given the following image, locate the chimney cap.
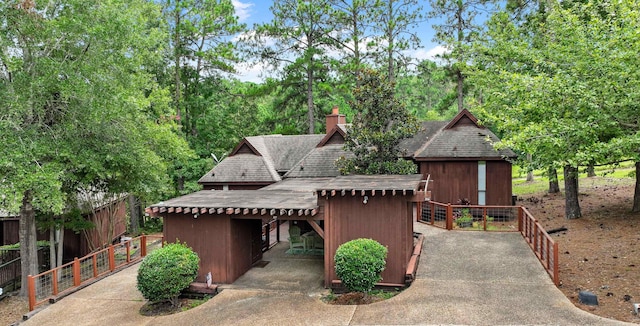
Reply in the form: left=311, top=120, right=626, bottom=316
left=332, top=106, right=339, bottom=115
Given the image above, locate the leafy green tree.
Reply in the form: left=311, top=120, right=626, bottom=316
left=372, top=0, right=425, bottom=82
left=253, top=0, right=337, bottom=134
left=137, top=241, right=200, bottom=307
left=396, top=59, right=453, bottom=119
left=429, top=0, right=497, bottom=112
left=0, top=0, right=188, bottom=295
left=334, top=238, right=387, bottom=293
left=473, top=1, right=640, bottom=217
left=328, top=0, right=381, bottom=85
left=337, top=69, right=420, bottom=174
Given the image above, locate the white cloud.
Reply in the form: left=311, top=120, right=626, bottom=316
left=411, top=45, right=449, bottom=61
left=235, top=60, right=276, bottom=83
left=232, top=0, right=253, bottom=22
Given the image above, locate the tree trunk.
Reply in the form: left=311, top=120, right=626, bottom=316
left=548, top=166, right=560, bottom=193
left=173, top=4, right=182, bottom=122
left=307, top=63, right=315, bottom=134
left=386, top=1, right=394, bottom=82
left=457, top=70, right=464, bottom=112
left=49, top=225, right=55, bottom=271
left=633, top=161, right=640, bottom=212
left=456, top=2, right=464, bottom=112
left=129, top=195, right=140, bottom=235
left=526, top=154, right=534, bottom=182
left=57, top=225, right=64, bottom=269
left=587, top=163, right=596, bottom=177
left=564, top=165, right=582, bottom=219
left=19, top=190, right=39, bottom=297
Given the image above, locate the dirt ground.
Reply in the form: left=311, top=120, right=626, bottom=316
left=2, top=179, right=639, bottom=324
left=521, top=179, right=640, bottom=324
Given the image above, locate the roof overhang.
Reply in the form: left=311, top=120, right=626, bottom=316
left=147, top=189, right=319, bottom=218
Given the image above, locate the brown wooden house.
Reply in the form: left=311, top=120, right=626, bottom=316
left=147, top=107, right=515, bottom=289
left=148, top=174, right=425, bottom=287
left=401, top=109, right=516, bottom=205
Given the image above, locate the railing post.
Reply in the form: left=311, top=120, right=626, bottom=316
left=430, top=202, right=435, bottom=225
left=126, top=241, right=131, bottom=263
left=141, top=235, right=147, bottom=257
left=553, top=242, right=560, bottom=285
left=446, top=204, right=453, bottom=230
left=73, top=258, right=81, bottom=287
left=517, top=207, right=522, bottom=232
left=108, top=246, right=115, bottom=272
left=52, top=269, right=59, bottom=295
left=482, top=207, right=487, bottom=231
left=92, top=255, right=98, bottom=277
left=28, top=275, right=36, bottom=311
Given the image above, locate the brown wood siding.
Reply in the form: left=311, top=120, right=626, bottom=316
left=1, top=219, right=20, bottom=246
left=420, top=161, right=478, bottom=204
left=228, top=219, right=262, bottom=281
left=164, top=213, right=232, bottom=283
left=323, top=133, right=344, bottom=145
left=486, top=161, right=513, bottom=206
left=164, top=213, right=262, bottom=284
left=324, top=195, right=413, bottom=286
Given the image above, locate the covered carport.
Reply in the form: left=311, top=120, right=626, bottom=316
left=147, top=174, right=427, bottom=288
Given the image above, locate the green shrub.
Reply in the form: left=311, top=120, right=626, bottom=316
left=137, top=241, right=199, bottom=306
left=334, top=238, right=387, bottom=293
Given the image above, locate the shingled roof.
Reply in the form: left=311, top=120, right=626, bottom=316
left=198, top=134, right=324, bottom=184
left=412, top=110, right=516, bottom=160
left=398, top=120, right=448, bottom=157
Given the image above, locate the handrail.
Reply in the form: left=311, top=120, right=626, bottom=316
left=27, top=234, right=163, bottom=311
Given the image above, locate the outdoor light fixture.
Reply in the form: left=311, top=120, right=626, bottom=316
left=193, top=213, right=199, bottom=219
left=363, top=196, right=368, bottom=204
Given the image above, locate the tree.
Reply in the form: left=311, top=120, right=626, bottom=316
left=473, top=1, right=640, bottom=218
left=0, top=0, right=188, bottom=295
left=372, top=0, right=424, bottom=82
left=253, top=0, right=336, bottom=134
left=163, top=0, right=245, bottom=128
left=337, top=69, right=419, bottom=174
left=328, top=0, right=381, bottom=85
left=429, top=0, right=497, bottom=112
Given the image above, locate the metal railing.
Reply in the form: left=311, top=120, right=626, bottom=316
left=420, top=201, right=559, bottom=286
left=27, top=234, right=163, bottom=311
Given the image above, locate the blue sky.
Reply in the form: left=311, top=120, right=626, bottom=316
left=231, top=0, right=450, bottom=82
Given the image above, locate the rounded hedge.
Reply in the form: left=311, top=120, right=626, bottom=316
left=137, top=241, right=199, bottom=306
left=334, top=238, right=387, bottom=293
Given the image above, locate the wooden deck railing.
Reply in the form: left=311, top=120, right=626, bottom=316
left=520, top=207, right=559, bottom=285
left=420, top=201, right=559, bottom=286
left=27, top=234, right=163, bottom=311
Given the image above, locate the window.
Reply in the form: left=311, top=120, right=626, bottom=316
left=478, top=161, right=486, bottom=205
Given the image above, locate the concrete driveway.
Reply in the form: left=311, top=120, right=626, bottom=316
left=19, top=223, right=631, bottom=325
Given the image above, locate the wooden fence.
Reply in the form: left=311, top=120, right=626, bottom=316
left=27, top=234, right=163, bottom=311
left=420, top=201, right=559, bottom=286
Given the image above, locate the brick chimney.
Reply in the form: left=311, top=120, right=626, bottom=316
left=326, top=106, right=346, bottom=134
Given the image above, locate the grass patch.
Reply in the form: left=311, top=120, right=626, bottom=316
left=513, top=164, right=635, bottom=196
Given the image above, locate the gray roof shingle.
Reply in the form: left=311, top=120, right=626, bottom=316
left=198, top=134, right=324, bottom=184
left=399, top=120, right=447, bottom=156
left=414, top=124, right=515, bottom=159
left=198, top=154, right=280, bottom=184
left=284, top=144, right=353, bottom=178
